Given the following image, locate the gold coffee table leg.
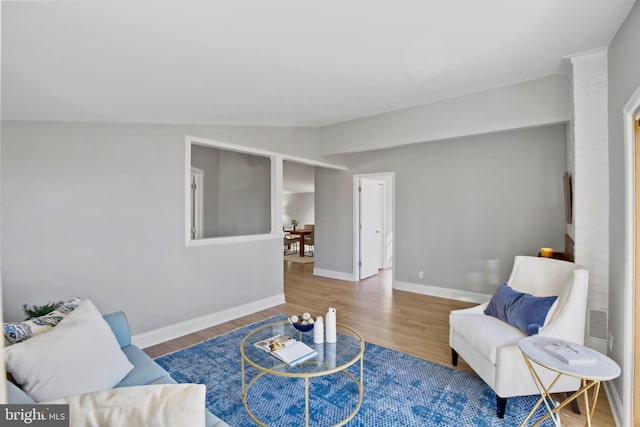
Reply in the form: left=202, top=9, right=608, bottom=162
left=241, top=358, right=245, bottom=395
left=305, top=377, right=310, bottom=426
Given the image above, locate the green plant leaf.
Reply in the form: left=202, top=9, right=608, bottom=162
left=22, top=301, right=63, bottom=320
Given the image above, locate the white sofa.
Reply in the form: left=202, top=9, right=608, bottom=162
left=449, top=256, right=589, bottom=417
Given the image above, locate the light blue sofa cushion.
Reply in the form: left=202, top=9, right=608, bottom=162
left=7, top=382, right=36, bottom=404
left=148, top=376, right=176, bottom=385
left=115, top=346, right=171, bottom=388
left=204, top=407, right=227, bottom=427
left=102, top=311, right=131, bottom=348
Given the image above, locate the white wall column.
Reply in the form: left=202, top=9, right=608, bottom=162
left=569, top=49, right=609, bottom=353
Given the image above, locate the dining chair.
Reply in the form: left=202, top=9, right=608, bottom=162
left=283, top=231, right=299, bottom=255
left=303, top=225, right=314, bottom=256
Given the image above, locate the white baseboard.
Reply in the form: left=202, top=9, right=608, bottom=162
left=132, top=294, right=286, bottom=349
left=313, top=268, right=357, bottom=282
left=394, top=281, right=491, bottom=304
left=604, top=381, right=625, bottom=427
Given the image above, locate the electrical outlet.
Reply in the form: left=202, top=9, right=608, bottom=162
left=608, top=331, right=613, bottom=352
left=418, top=271, right=424, bottom=279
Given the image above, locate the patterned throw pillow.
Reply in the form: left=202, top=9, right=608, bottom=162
left=4, top=297, right=82, bottom=344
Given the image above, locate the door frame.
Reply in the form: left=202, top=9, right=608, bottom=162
left=634, top=115, right=640, bottom=427
left=353, top=172, right=395, bottom=281
left=190, top=167, right=204, bottom=240
left=623, top=84, right=640, bottom=427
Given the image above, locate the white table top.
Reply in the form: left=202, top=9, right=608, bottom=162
left=519, top=336, right=621, bottom=381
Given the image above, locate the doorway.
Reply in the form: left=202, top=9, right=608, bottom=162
left=282, top=161, right=315, bottom=261
left=624, top=84, right=640, bottom=427
left=353, top=173, right=394, bottom=281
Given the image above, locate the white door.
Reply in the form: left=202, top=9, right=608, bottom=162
left=359, top=178, right=382, bottom=279
left=378, top=182, right=385, bottom=268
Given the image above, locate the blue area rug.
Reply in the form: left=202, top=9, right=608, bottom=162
left=155, top=316, right=553, bottom=426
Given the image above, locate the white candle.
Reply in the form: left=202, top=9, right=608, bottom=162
left=314, top=316, right=324, bottom=344
left=325, top=307, right=337, bottom=343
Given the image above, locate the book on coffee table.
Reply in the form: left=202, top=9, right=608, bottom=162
left=254, top=334, right=296, bottom=352
left=254, top=334, right=317, bottom=366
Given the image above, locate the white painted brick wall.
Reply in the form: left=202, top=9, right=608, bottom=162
left=569, top=49, right=609, bottom=353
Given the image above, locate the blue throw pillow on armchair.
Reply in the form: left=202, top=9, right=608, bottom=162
left=484, top=283, right=558, bottom=335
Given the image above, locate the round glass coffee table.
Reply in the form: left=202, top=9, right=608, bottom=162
left=240, top=320, right=365, bottom=427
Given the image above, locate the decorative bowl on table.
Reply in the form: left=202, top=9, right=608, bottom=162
left=288, top=313, right=315, bottom=332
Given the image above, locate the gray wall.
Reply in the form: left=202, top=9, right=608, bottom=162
left=320, top=75, right=569, bottom=155
left=607, top=0, right=640, bottom=409
left=217, top=150, right=271, bottom=236
left=282, top=193, right=314, bottom=228
left=0, top=121, right=337, bottom=334
left=316, top=125, right=567, bottom=293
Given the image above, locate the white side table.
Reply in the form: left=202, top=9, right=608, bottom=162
left=518, top=336, right=620, bottom=427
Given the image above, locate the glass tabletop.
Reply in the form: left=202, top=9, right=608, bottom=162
left=240, top=320, right=364, bottom=376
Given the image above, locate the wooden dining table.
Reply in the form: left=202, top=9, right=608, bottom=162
left=284, top=229, right=312, bottom=257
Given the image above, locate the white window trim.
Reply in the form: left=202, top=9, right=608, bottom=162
left=190, top=167, right=204, bottom=240
left=185, top=135, right=347, bottom=248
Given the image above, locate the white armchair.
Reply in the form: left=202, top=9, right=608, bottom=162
left=449, top=256, right=589, bottom=418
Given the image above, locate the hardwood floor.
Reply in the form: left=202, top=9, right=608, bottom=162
left=145, top=261, right=616, bottom=426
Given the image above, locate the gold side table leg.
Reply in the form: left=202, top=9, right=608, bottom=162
left=589, top=380, right=602, bottom=419
left=521, top=353, right=603, bottom=427
left=521, top=355, right=564, bottom=427
left=582, top=379, right=591, bottom=427
left=582, top=378, right=602, bottom=427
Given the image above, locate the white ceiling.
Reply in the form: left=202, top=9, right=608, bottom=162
left=2, top=0, right=635, bottom=127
